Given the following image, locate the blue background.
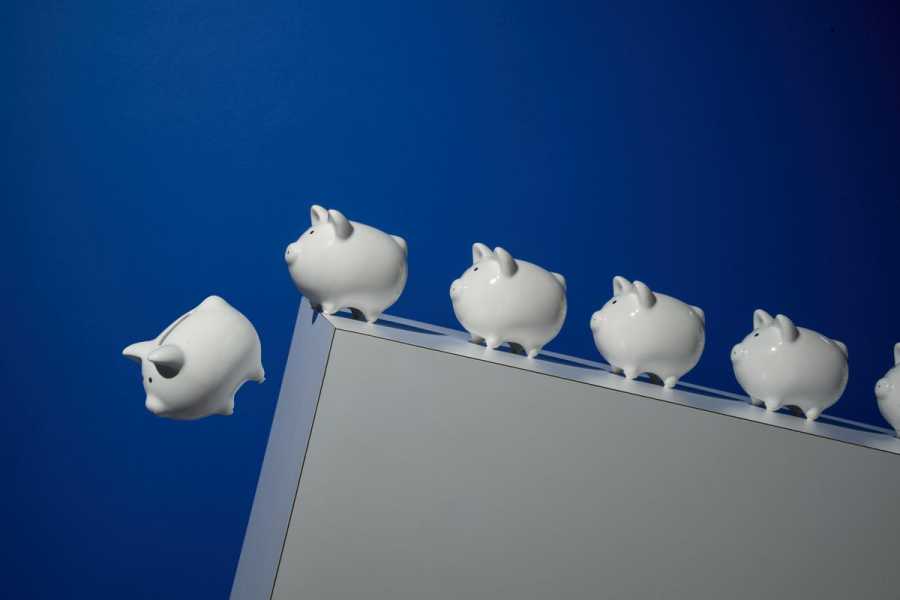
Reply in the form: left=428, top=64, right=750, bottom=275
left=4, top=1, right=899, bottom=597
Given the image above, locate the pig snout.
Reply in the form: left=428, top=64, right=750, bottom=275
left=449, top=279, right=462, bottom=299
left=731, top=343, right=747, bottom=363
left=876, top=378, right=893, bottom=398
left=284, top=243, right=298, bottom=265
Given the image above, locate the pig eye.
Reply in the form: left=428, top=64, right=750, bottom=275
left=148, top=377, right=153, bottom=383
left=473, top=267, right=479, bottom=272
left=308, top=230, right=315, bottom=235
left=753, top=332, right=760, bottom=337
left=611, top=300, right=617, bottom=304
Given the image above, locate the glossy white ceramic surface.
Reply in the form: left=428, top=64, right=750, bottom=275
left=731, top=309, right=848, bottom=421
left=876, top=343, right=900, bottom=436
left=285, top=205, right=408, bottom=323
left=122, top=295, right=265, bottom=420
left=449, top=243, right=566, bottom=358
left=590, top=276, right=705, bottom=388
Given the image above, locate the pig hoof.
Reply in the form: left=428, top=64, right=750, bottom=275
left=321, top=303, right=338, bottom=315
left=526, top=347, right=541, bottom=359
left=623, top=368, right=639, bottom=380
left=363, top=311, right=381, bottom=324
left=764, top=399, right=781, bottom=412
left=804, top=409, right=821, bottom=421
left=610, top=366, right=624, bottom=375
left=750, top=398, right=763, bottom=407
left=470, top=334, right=485, bottom=345
left=663, top=376, right=679, bottom=389
left=485, top=337, right=501, bottom=350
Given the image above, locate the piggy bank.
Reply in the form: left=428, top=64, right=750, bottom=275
left=122, top=295, right=265, bottom=420
left=730, top=309, right=848, bottom=420
left=876, top=343, right=900, bottom=435
left=450, top=243, right=566, bottom=358
left=590, top=276, right=705, bottom=388
left=284, top=205, right=408, bottom=323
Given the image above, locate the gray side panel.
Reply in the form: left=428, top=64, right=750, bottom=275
left=230, top=301, right=334, bottom=600
left=273, top=331, right=900, bottom=600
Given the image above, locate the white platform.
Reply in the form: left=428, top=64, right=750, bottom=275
left=232, top=299, right=900, bottom=600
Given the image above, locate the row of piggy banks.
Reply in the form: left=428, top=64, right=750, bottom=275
left=285, top=206, right=900, bottom=427
left=280, top=205, right=900, bottom=429
left=122, top=204, right=900, bottom=434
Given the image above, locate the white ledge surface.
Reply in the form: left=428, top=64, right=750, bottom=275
left=325, top=308, right=900, bottom=456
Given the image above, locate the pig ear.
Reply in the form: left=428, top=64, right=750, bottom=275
left=198, top=295, right=229, bottom=310
left=310, top=205, right=328, bottom=225
left=690, top=305, right=705, bottom=325
left=391, top=235, right=408, bottom=256
left=774, top=314, right=799, bottom=342
left=493, top=247, right=518, bottom=277
left=472, top=242, right=492, bottom=264
left=147, top=344, right=186, bottom=378
left=122, top=340, right=153, bottom=364
left=552, top=272, right=566, bottom=290
left=633, top=281, right=657, bottom=308
left=833, top=340, right=848, bottom=358
left=327, top=209, right=354, bottom=239
left=753, top=309, right=774, bottom=329
left=894, top=343, right=900, bottom=366
left=612, top=276, right=632, bottom=296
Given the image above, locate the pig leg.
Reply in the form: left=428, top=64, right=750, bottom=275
left=663, top=376, right=679, bottom=389
left=321, top=302, right=339, bottom=315
left=216, top=398, right=235, bottom=416
left=749, top=398, right=764, bottom=407
left=348, top=304, right=381, bottom=323
left=610, top=366, right=624, bottom=375
left=764, top=398, right=782, bottom=412
left=804, top=407, right=822, bottom=421
left=361, top=309, right=381, bottom=324
left=485, top=337, right=502, bottom=350
left=250, top=365, right=266, bottom=383
left=525, top=346, right=542, bottom=359
left=623, top=367, right=639, bottom=380
left=469, top=334, right=485, bottom=345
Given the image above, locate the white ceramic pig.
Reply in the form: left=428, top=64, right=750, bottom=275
left=876, top=343, right=900, bottom=436
left=122, top=295, right=265, bottom=420
left=590, top=276, right=705, bottom=388
left=449, top=243, right=566, bottom=358
left=284, top=205, right=407, bottom=323
left=730, top=309, right=848, bottom=420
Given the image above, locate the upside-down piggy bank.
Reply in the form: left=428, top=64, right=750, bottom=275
left=731, top=309, right=848, bottom=421
left=122, top=295, right=265, bottom=420
left=284, top=205, right=408, bottom=323
left=450, top=243, right=566, bottom=358
left=876, top=343, right=900, bottom=436
left=590, top=276, right=705, bottom=388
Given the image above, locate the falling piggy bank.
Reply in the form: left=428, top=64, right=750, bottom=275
left=730, top=309, right=848, bottom=420
left=122, top=295, right=265, bottom=420
left=876, top=343, right=900, bottom=436
left=284, top=205, right=408, bottom=323
left=450, top=243, right=566, bottom=358
left=590, top=276, right=705, bottom=388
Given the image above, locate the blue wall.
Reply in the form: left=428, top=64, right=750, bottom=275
left=5, top=1, right=899, bottom=597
